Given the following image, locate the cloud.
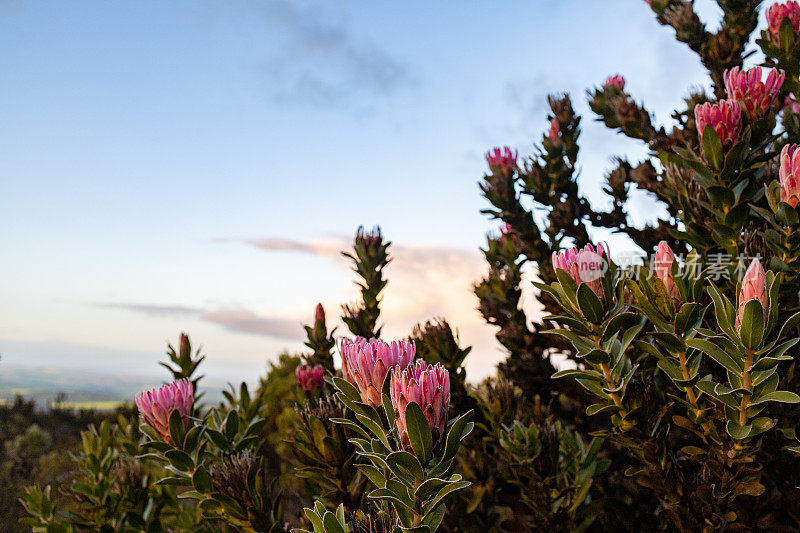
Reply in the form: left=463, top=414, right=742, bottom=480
left=95, top=301, right=304, bottom=341
left=99, top=236, right=546, bottom=381
left=228, top=235, right=546, bottom=380
left=200, top=308, right=302, bottom=340
left=245, top=1, right=415, bottom=107
left=96, top=302, right=204, bottom=317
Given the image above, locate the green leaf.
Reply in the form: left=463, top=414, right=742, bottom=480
left=749, top=391, right=800, bottom=405
left=168, top=409, right=186, bottom=449
left=739, top=299, right=765, bottom=349
left=552, top=369, right=604, bottom=381
left=192, top=465, right=212, bottom=493
left=404, top=402, right=433, bottom=463
left=438, top=410, right=473, bottom=465
left=702, top=123, right=723, bottom=171
left=421, top=480, right=471, bottom=516
left=726, top=421, right=752, bottom=440
left=577, top=283, right=604, bottom=324
left=686, top=338, right=742, bottom=374
left=386, top=451, right=423, bottom=485
left=223, top=409, right=239, bottom=440
left=164, top=449, right=194, bottom=472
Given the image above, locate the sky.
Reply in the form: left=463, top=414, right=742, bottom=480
left=0, top=0, right=751, bottom=388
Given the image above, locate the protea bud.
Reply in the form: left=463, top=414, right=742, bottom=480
left=314, top=303, right=326, bottom=325
left=179, top=332, right=190, bottom=360
left=339, top=337, right=416, bottom=408
left=390, top=360, right=450, bottom=451
left=780, top=144, right=800, bottom=208
left=723, top=66, right=785, bottom=119
left=548, top=119, right=560, bottom=142
left=654, top=241, right=681, bottom=303
left=485, top=146, right=518, bottom=176
left=767, top=1, right=800, bottom=45
left=296, top=364, right=324, bottom=392
left=694, top=100, right=742, bottom=147
left=603, top=74, right=626, bottom=91
left=134, top=379, right=193, bottom=443
left=551, top=242, right=609, bottom=299
left=735, top=259, right=768, bottom=333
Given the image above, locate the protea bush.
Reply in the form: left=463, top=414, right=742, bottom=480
left=18, top=2, right=800, bottom=532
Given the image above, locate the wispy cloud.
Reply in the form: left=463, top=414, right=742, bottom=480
left=95, top=302, right=204, bottom=317
left=200, top=308, right=301, bottom=340
left=243, top=1, right=416, bottom=108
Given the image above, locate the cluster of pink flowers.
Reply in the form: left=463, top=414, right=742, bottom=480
left=735, top=259, right=768, bottom=333
left=485, top=146, right=518, bottom=176
left=337, top=337, right=452, bottom=453
left=339, top=337, right=416, bottom=407
left=767, top=1, right=800, bottom=45
left=653, top=241, right=681, bottom=303
left=780, top=144, right=800, bottom=207
left=723, top=66, right=785, bottom=119
left=551, top=243, right=609, bottom=299
left=135, top=379, right=194, bottom=444
left=603, top=74, right=626, bottom=91
left=694, top=100, right=742, bottom=147
left=296, top=364, right=325, bottom=392
left=390, top=359, right=451, bottom=449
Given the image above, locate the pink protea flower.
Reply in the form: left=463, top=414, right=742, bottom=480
left=135, top=379, right=193, bottom=444
left=339, top=337, right=416, bottom=408
left=653, top=241, right=681, bottom=303
left=548, top=119, right=560, bottom=142
left=551, top=243, right=609, bottom=299
left=723, top=66, right=785, bottom=119
left=296, top=364, right=324, bottom=392
left=694, top=100, right=742, bottom=147
left=485, top=147, right=518, bottom=176
left=603, top=74, right=626, bottom=91
left=767, top=1, right=800, bottom=45
left=390, top=360, right=450, bottom=451
left=780, top=144, right=800, bottom=207
left=735, top=259, right=768, bottom=333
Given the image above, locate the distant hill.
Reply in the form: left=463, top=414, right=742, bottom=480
left=0, top=364, right=225, bottom=407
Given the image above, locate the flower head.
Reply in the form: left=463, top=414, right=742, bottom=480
left=694, top=100, right=742, bottom=147
left=603, top=74, right=626, bottom=91
left=780, top=144, right=800, bottom=207
left=296, top=364, right=325, bottom=392
left=339, top=337, right=416, bottom=407
left=551, top=243, right=609, bottom=299
left=135, top=379, right=193, bottom=443
left=485, top=147, right=518, bottom=176
left=767, top=1, right=800, bottom=45
left=654, top=241, right=681, bottom=303
left=735, top=259, right=768, bottom=333
left=390, top=360, right=450, bottom=451
left=723, top=66, right=785, bottom=119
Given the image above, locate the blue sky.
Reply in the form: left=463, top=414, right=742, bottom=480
left=0, top=1, right=741, bottom=386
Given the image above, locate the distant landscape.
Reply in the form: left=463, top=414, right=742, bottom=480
left=0, top=364, right=225, bottom=407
